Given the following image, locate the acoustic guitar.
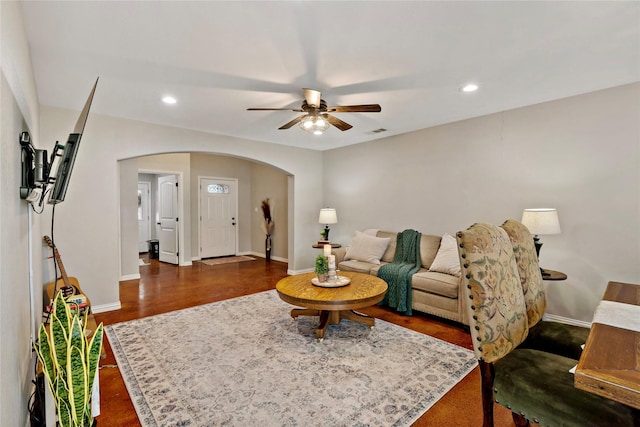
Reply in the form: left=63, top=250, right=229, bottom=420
left=43, top=235, right=92, bottom=309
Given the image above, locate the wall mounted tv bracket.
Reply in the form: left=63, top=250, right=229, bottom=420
left=20, top=131, right=64, bottom=202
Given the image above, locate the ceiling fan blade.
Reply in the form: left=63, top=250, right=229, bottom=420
left=302, top=88, right=322, bottom=108
left=326, top=104, right=381, bottom=113
left=247, top=107, right=303, bottom=112
left=324, top=114, right=353, bottom=131
left=278, top=115, right=306, bottom=130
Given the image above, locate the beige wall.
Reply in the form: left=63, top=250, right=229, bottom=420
left=250, top=162, right=290, bottom=261
left=118, top=154, right=290, bottom=279
left=0, top=3, right=42, bottom=426
left=324, top=83, right=640, bottom=323
left=39, top=108, right=323, bottom=310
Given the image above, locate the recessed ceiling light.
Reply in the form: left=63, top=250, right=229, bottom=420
left=162, top=96, right=177, bottom=104
left=461, top=83, right=479, bottom=93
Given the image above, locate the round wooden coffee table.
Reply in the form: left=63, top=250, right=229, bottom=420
left=276, top=271, right=388, bottom=341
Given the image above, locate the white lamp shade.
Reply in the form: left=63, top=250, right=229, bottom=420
left=521, top=208, right=561, bottom=235
left=318, top=208, right=338, bottom=224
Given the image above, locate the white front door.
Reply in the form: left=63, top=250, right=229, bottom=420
left=137, top=182, right=151, bottom=253
left=200, top=178, right=237, bottom=258
left=158, top=175, right=179, bottom=264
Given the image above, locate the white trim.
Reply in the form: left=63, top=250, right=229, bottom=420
left=120, top=273, right=140, bottom=281
left=136, top=168, right=186, bottom=266
left=287, top=267, right=314, bottom=275
left=248, top=251, right=288, bottom=263
left=542, top=313, right=591, bottom=328
left=198, top=176, right=239, bottom=258
left=179, top=261, right=192, bottom=267
left=92, top=301, right=122, bottom=313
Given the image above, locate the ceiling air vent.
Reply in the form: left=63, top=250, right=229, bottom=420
left=369, top=128, right=387, bottom=134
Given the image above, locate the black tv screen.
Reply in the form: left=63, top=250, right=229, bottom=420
left=49, top=133, right=81, bottom=204
left=48, top=78, right=98, bottom=204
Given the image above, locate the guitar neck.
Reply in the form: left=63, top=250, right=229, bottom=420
left=53, top=248, right=72, bottom=288
left=43, top=236, right=72, bottom=289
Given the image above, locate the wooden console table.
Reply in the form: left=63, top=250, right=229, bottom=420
left=574, top=281, right=640, bottom=409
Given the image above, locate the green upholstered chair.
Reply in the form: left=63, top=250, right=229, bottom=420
left=457, top=223, right=638, bottom=427
left=501, top=219, right=589, bottom=360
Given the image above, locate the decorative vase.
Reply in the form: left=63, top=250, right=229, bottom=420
left=265, top=234, right=272, bottom=261
left=317, top=274, right=328, bottom=283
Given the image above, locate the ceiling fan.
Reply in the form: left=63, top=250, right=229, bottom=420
left=247, top=88, right=381, bottom=135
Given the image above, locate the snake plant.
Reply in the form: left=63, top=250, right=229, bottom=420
left=34, top=292, right=103, bottom=427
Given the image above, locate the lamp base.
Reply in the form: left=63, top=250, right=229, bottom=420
left=532, top=235, right=548, bottom=277
left=323, top=224, right=331, bottom=242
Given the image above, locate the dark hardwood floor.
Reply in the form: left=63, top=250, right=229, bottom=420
left=94, top=255, right=513, bottom=426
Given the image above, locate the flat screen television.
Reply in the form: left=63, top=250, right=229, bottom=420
left=48, top=78, right=98, bottom=204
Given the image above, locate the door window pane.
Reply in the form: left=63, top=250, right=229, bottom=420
left=207, top=184, right=229, bottom=194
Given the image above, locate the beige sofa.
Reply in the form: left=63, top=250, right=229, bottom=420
left=332, top=230, right=469, bottom=326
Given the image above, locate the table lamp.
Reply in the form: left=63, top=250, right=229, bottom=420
left=521, top=208, right=561, bottom=275
left=318, top=208, right=338, bottom=242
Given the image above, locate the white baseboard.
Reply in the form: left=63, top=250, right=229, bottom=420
left=120, top=273, right=140, bottom=281
left=287, top=268, right=313, bottom=275
left=248, top=251, right=288, bottom=263
left=179, top=261, right=192, bottom=267
left=543, top=313, right=591, bottom=328
left=92, top=301, right=122, bottom=313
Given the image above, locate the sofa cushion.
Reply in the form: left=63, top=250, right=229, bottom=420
left=337, top=259, right=377, bottom=274
left=419, top=234, right=442, bottom=268
left=345, top=231, right=390, bottom=264
left=377, top=231, right=397, bottom=263
left=412, top=270, right=460, bottom=299
left=428, top=234, right=462, bottom=277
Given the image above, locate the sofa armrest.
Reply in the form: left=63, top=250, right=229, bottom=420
left=332, top=247, right=348, bottom=264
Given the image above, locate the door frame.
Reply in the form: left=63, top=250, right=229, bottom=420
left=197, top=176, right=239, bottom=260
left=138, top=169, right=187, bottom=266
left=137, top=181, right=151, bottom=253
left=158, top=174, right=180, bottom=264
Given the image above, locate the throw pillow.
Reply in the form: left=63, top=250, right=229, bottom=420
left=428, top=233, right=462, bottom=276
left=361, top=228, right=379, bottom=236
left=344, top=231, right=390, bottom=264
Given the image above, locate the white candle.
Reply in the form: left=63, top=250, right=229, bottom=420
left=328, top=254, right=336, bottom=269
left=323, top=244, right=331, bottom=257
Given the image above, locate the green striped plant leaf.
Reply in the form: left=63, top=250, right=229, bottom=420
left=35, top=324, right=55, bottom=390
left=56, top=376, right=71, bottom=426
left=67, top=343, right=88, bottom=425
left=34, top=291, right=103, bottom=427
left=86, top=323, right=103, bottom=396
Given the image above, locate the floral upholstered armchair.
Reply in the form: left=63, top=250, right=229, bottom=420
left=501, top=219, right=589, bottom=360
left=457, top=222, right=637, bottom=427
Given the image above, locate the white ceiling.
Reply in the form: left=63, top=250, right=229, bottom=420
left=21, top=1, right=640, bottom=151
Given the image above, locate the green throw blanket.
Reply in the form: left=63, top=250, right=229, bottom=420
left=378, top=229, right=422, bottom=315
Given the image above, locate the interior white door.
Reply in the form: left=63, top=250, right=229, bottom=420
left=158, top=175, right=179, bottom=264
left=200, top=178, right=237, bottom=258
left=137, top=182, right=151, bottom=253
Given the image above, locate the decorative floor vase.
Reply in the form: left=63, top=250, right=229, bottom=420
left=265, top=235, right=272, bottom=261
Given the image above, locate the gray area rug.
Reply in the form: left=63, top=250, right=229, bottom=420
left=105, top=290, right=476, bottom=427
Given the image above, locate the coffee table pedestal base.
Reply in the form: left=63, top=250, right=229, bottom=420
left=290, top=309, right=375, bottom=341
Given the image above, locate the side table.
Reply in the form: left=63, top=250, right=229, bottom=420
left=312, top=243, right=341, bottom=249
left=542, top=269, right=567, bottom=281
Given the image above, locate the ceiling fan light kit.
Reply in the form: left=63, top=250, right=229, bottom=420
left=300, top=114, right=329, bottom=135
left=248, top=88, right=381, bottom=135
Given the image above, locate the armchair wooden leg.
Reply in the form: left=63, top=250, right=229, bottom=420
left=479, top=361, right=495, bottom=427
left=512, top=412, right=530, bottom=427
